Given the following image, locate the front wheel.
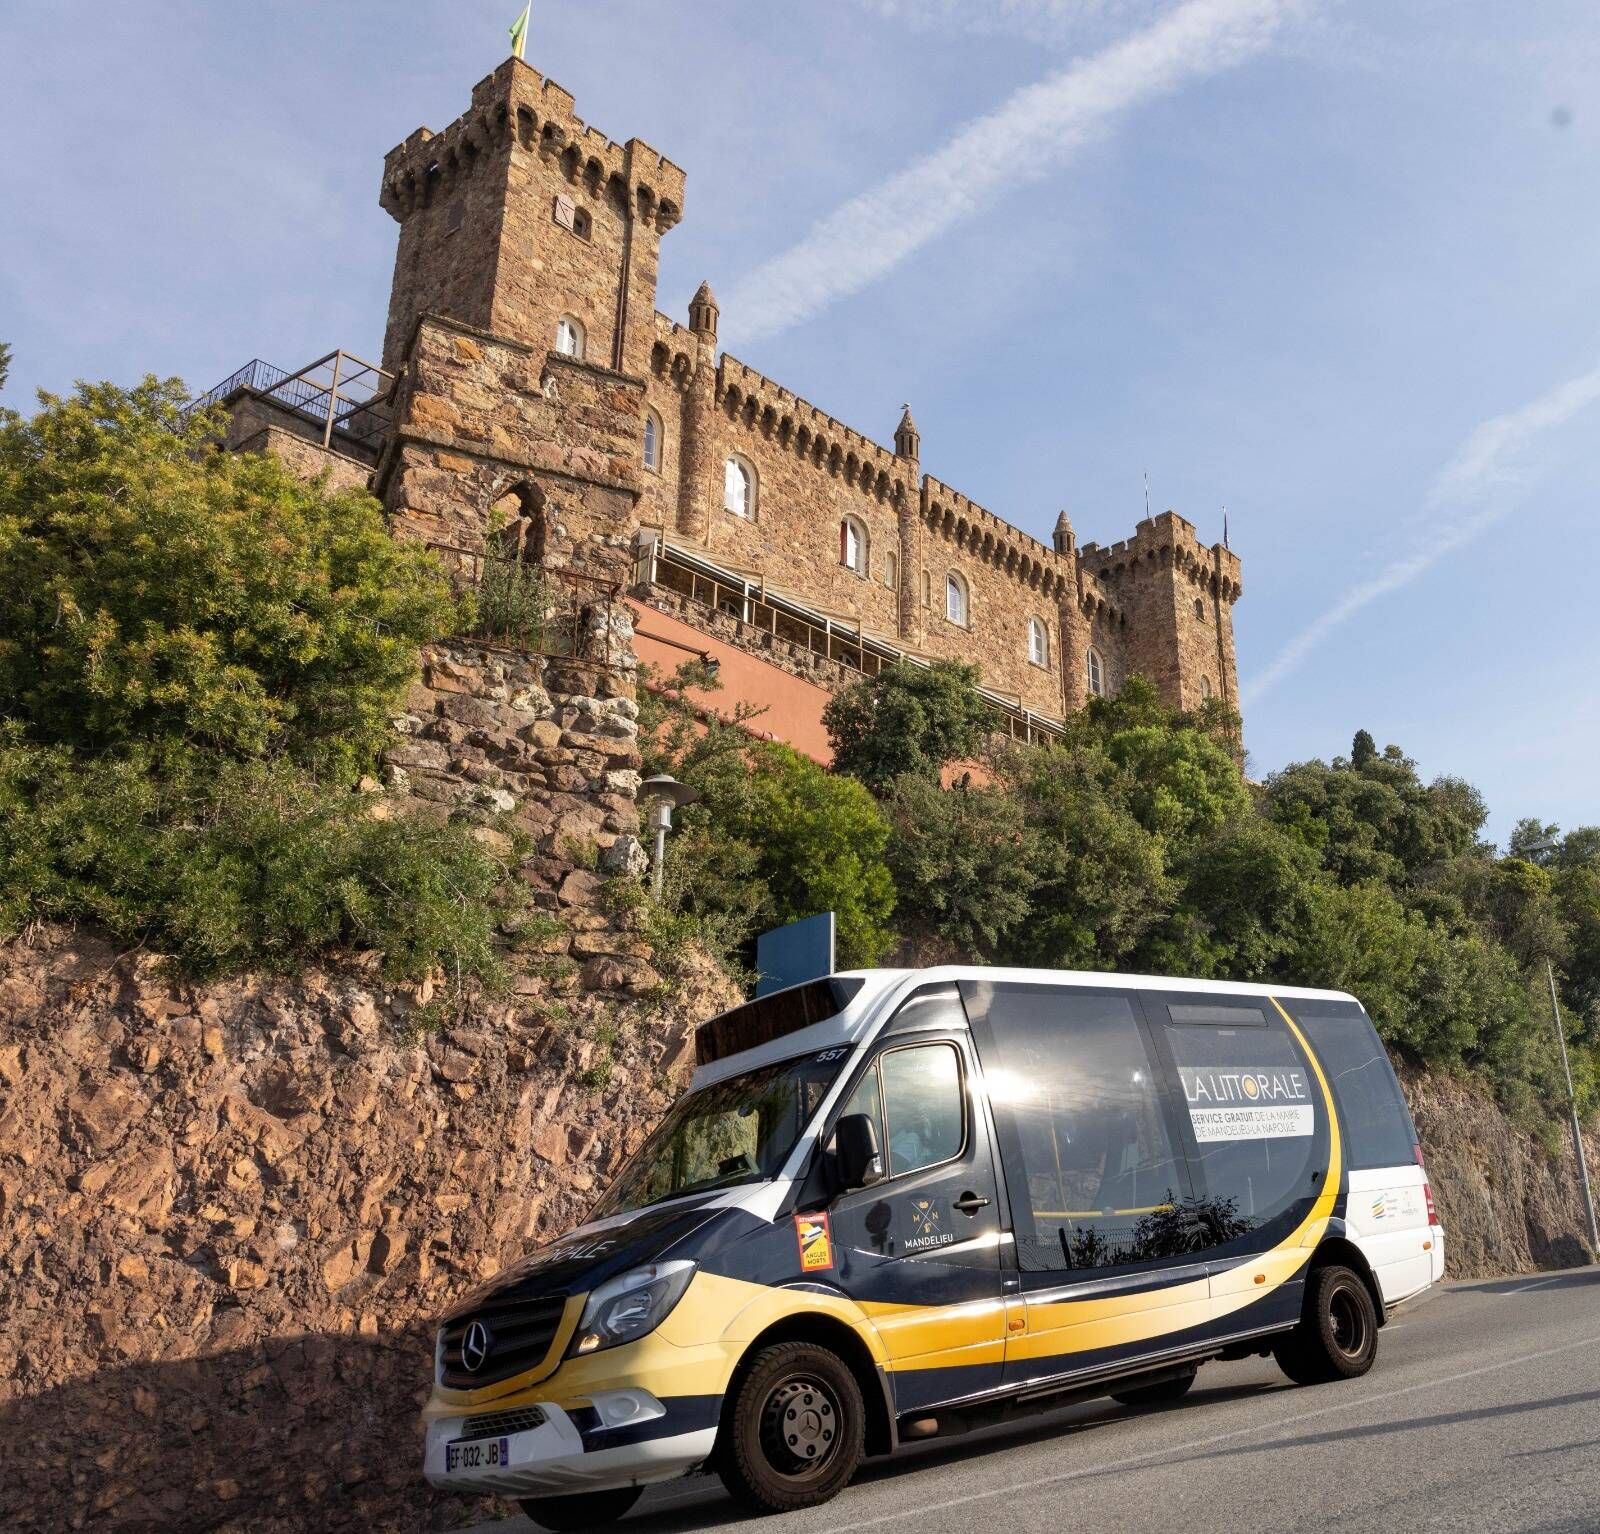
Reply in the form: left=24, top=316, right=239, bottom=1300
left=718, top=1341, right=866, bottom=1513
left=1273, top=1263, right=1378, bottom=1385
left=518, top=1486, right=642, bottom=1531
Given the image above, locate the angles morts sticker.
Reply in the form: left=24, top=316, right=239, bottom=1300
left=794, top=1211, right=834, bottom=1272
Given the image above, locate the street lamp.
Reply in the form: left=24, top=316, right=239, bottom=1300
left=1523, top=834, right=1600, bottom=1256
left=639, top=774, right=701, bottom=900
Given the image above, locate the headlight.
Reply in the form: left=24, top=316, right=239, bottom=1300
left=569, top=1261, right=696, bottom=1356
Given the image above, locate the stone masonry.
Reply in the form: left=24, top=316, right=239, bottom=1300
left=367, top=54, right=1244, bottom=733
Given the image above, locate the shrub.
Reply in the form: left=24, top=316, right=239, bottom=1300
left=824, top=660, right=991, bottom=792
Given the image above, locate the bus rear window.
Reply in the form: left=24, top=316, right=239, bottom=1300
left=1288, top=1000, right=1417, bottom=1171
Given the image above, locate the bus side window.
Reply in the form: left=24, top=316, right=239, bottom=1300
left=971, top=985, right=1190, bottom=1273
left=1156, top=996, right=1327, bottom=1247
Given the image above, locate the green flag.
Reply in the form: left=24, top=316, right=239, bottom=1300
left=509, top=2, right=530, bottom=60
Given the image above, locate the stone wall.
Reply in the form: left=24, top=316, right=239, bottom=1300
left=372, top=55, right=1242, bottom=739
left=221, top=396, right=377, bottom=496
left=0, top=925, right=739, bottom=1534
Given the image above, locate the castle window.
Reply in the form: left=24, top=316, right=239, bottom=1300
left=1201, top=676, right=1214, bottom=702
left=922, top=571, right=931, bottom=606
left=643, top=410, right=663, bottom=473
left=1028, top=617, right=1049, bottom=668
left=946, top=573, right=969, bottom=627
left=1194, top=597, right=1205, bottom=621
left=724, top=455, right=755, bottom=518
left=1087, top=646, right=1105, bottom=698
left=573, top=207, right=592, bottom=240
left=885, top=552, right=898, bottom=592
left=840, top=516, right=868, bottom=576
left=555, top=315, right=585, bottom=360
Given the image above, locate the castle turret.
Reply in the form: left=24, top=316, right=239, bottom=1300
left=378, top=58, right=685, bottom=376
left=676, top=281, right=720, bottom=542
left=894, top=404, right=922, bottom=642
left=1052, top=509, right=1075, bottom=556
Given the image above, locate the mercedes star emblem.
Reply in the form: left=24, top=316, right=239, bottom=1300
left=460, top=1320, right=493, bottom=1373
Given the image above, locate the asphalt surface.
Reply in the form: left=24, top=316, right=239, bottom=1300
left=452, top=1267, right=1600, bottom=1534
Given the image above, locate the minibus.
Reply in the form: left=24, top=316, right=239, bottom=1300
left=422, top=968, right=1443, bottom=1528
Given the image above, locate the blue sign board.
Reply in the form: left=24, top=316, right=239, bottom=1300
left=755, top=912, right=836, bottom=997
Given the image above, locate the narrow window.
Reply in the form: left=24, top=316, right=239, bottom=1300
left=946, top=573, right=968, bottom=626
left=921, top=570, right=931, bottom=606
left=1194, top=597, right=1205, bottom=621
left=724, top=456, right=754, bottom=518
left=572, top=206, right=592, bottom=241
left=555, top=315, right=585, bottom=360
left=885, top=552, right=898, bottom=592
left=1200, top=676, right=1213, bottom=702
left=840, top=516, right=867, bottom=575
left=1028, top=617, right=1049, bottom=668
left=643, top=410, right=662, bottom=472
left=1087, top=646, right=1105, bottom=697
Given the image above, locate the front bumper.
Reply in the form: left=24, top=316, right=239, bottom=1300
left=423, top=1391, right=716, bottom=1497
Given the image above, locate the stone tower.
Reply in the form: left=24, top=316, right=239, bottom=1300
left=378, top=58, right=685, bottom=376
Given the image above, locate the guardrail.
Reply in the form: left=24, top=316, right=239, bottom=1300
left=191, top=350, right=394, bottom=452
left=634, top=533, right=1066, bottom=748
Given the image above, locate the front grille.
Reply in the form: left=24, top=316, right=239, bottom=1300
left=454, top=1406, right=548, bottom=1441
left=440, top=1295, right=568, bottom=1388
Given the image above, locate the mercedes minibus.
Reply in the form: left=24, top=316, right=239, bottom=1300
left=422, top=968, right=1443, bottom=1528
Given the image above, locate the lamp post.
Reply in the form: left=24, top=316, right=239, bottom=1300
left=1524, top=835, right=1600, bottom=1256
left=639, top=774, right=701, bottom=900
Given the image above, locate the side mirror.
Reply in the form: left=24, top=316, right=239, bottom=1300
left=834, top=1113, right=884, bottom=1191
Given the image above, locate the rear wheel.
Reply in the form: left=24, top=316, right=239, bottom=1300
left=718, top=1341, right=866, bottom=1513
left=1111, top=1368, right=1198, bottom=1407
left=1273, top=1263, right=1378, bottom=1385
left=518, top=1487, right=642, bottom=1530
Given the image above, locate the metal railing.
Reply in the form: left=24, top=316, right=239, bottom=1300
left=634, top=533, right=1067, bottom=748
left=428, top=541, right=625, bottom=670
left=192, top=349, right=395, bottom=452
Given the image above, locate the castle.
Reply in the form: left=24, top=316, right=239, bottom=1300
left=213, top=56, right=1243, bottom=754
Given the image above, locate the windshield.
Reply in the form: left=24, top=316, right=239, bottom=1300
left=594, top=1049, right=848, bottom=1218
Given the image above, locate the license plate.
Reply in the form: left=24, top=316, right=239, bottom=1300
left=445, top=1437, right=511, bottom=1473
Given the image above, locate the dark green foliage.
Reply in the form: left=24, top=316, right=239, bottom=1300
left=0, top=377, right=512, bottom=1000
left=824, top=660, right=992, bottom=792
left=0, top=379, right=456, bottom=778
left=0, top=342, right=11, bottom=395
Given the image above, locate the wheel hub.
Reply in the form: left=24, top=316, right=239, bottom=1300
left=761, top=1376, right=839, bottom=1476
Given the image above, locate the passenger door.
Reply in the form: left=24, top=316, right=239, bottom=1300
left=962, top=981, right=1214, bottom=1393
left=824, top=988, right=1008, bottom=1415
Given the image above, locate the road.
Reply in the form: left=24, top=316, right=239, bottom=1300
left=453, top=1268, right=1600, bottom=1534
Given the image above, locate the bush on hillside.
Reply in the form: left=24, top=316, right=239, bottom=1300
left=823, top=660, right=992, bottom=792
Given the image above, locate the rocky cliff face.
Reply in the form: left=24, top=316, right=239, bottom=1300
left=0, top=926, right=738, bottom=1534
left=1401, top=1069, right=1598, bottom=1279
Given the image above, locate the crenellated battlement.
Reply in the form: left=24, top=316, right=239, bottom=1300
left=717, top=356, right=913, bottom=506
left=923, top=476, right=1072, bottom=602
left=1081, top=510, right=1241, bottom=604
left=381, top=60, right=684, bottom=230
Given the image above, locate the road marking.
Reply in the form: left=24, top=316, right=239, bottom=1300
left=832, top=1332, right=1600, bottom=1533
left=1505, top=1274, right=1569, bottom=1293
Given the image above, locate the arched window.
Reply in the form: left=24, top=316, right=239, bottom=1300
left=1194, top=597, right=1206, bottom=621
left=840, top=515, right=868, bottom=575
left=643, top=410, right=662, bottom=472
left=1086, top=647, right=1105, bottom=698
left=885, top=551, right=898, bottom=592
left=1028, top=617, right=1049, bottom=668
left=555, top=314, right=585, bottom=359
left=724, top=455, right=755, bottom=518
left=946, top=573, right=969, bottom=627
left=1201, top=676, right=1214, bottom=701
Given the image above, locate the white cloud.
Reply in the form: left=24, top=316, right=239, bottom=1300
left=725, top=0, right=1305, bottom=345
left=1243, top=358, right=1600, bottom=705
left=841, top=0, right=1172, bottom=46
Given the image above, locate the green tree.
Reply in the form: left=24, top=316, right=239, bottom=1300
left=880, top=773, right=1037, bottom=960
left=0, top=341, right=11, bottom=395
left=824, top=660, right=991, bottom=792
left=0, top=378, right=455, bottom=778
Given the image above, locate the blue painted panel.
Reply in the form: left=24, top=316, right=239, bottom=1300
left=755, top=912, right=836, bottom=997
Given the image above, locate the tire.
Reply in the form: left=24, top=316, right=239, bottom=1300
left=718, top=1340, right=866, bottom=1513
left=517, top=1486, right=642, bottom=1531
left=1111, top=1368, right=1198, bottom=1407
left=1273, top=1263, right=1379, bottom=1386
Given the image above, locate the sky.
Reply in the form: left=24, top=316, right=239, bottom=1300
left=3, top=0, right=1597, bottom=847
